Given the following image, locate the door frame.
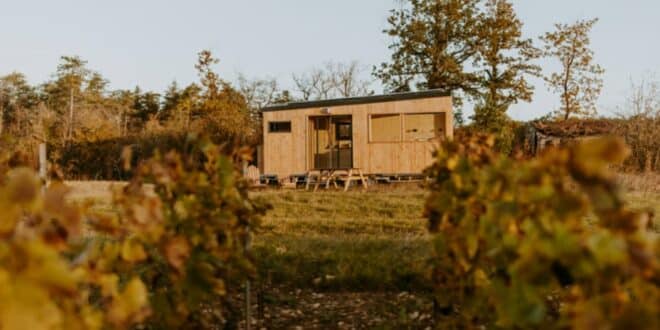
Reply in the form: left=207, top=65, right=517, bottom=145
left=307, top=115, right=353, bottom=170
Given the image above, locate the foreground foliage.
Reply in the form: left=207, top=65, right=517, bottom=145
left=0, top=170, right=150, bottom=329
left=426, top=133, right=658, bottom=329
left=0, top=135, right=266, bottom=329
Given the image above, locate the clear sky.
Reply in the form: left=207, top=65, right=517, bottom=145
left=1, top=0, right=658, bottom=120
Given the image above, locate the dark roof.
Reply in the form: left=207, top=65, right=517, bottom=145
left=261, top=89, right=451, bottom=112
left=531, top=118, right=616, bottom=137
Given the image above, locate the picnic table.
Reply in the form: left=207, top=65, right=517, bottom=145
left=304, top=168, right=368, bottom=192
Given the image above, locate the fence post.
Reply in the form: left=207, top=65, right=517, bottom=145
left=39, top=143, right=47, bottom=193
left=245, top=228, right=252, bottom=330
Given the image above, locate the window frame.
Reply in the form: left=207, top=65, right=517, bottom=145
left=368, top=113, right=402, bottom=143
left=268, top=121, right=292, bottom=133
left=335, top=122, right=352, bottom=141
left=402, top=112, right=446, bottom=142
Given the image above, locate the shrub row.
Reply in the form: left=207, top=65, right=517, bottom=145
left=425, top=133, right=659, bottom=329
left=50, top=131, right=250, bottom=180
left=0, top=135, right=266, bottom=329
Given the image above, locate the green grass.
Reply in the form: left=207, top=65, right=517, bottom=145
left=625, top=191, right=660, bottom=231
left=65, top=181, right=659, bottom=293
left=250, top=187, right=660, bottom=292
left=250, top=188, right=432, bottom=291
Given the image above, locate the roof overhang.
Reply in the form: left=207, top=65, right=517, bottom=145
left=261, top=89, right=451, bottom=112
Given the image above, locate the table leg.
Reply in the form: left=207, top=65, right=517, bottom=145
left=325, top=170, right=334, bottom=189
left=344, top=169, right=353, bottom=192
left=358, top=169, right=368, bottom=189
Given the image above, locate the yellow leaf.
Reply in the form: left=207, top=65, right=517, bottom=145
left=121, top=238, right=147, bottom=263
left=164, top=236, right=190, bottom=272
left=1, top=279, right=63, bottom=330
left=5, top=168, right=40, bottom=206
left=107, top=277, right=150, bottom=326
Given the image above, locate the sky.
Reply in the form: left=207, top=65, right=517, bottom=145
left=0, top=0, right=658, bottom=120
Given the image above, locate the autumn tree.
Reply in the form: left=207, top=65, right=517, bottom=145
left=0, top=72, right=38, bottom=136
left=159, top=82, right=202, bottom=131
left=472, top=0, right=540, bottom=132
left=48, top=56, right=91, bottom=142
left=194, top=50, right=253, bottom=140
left=132, top=87, right=161, bottom=127
left=615, top=74, right=660, bottom=172
left=541, top=18, right=604, bottom=120
left=107, top=89, right=136, bottom=136
left=374, top=0, right=481, bottom=96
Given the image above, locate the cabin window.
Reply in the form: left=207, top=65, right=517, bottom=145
left=268, top=121, right=291, bottom=133
left=336, top=122, right=352, bottom=141
left=370, top=114, right=401, bottom=142
left=404, top=113, right=445, bottom=141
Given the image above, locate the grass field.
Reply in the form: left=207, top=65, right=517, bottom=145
left=248, top=186, right=436, bottom=328
left=252, top=188, right=430, bottom=292
left=66, top=179, right=660, bottom=328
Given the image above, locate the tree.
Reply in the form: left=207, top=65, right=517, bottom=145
left=132, top=87, right=161, bottom=127
left=292, top=61, right=372, bottom=101
left=374, top=0, right=481, bottom=96
left=471, top=0, right=540, bottom=131
left=615, top=74, right=660, bottom=172
left=40, top=56, right=92, bottom=143
left=194, top=50, right=253, bottom=139
left=617, top=73, right=659, bottom=118
left=292, top=67, right=333, bottom=100
left=540, top=18, right=604, bottom=120
left=108, top=89, right=136, bottom=136
left=56, top=56, right=90, bottom=141
left=237, top=74, right=280, bottom=110
left=326, top=61, right=372, bottom=98
left=159, top=81, right=181, bottom=122
left=0, top=72, right=38, bottom=135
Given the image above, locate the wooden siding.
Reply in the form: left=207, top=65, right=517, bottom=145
left=262, top=96, right=452, bottom=178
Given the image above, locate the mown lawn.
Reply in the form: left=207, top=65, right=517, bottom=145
left=250, top=187, right=432, bottom=292
left=248, top=186, right=437, bottom=327
left=250, top=186, right=660, bottom=292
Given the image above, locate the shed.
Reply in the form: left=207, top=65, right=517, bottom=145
left=260, top=90, right=453, bottom=180
left=527, top=119, right=616, bottom=155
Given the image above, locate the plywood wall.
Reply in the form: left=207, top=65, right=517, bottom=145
left=262, top=96, right=452, bottom=178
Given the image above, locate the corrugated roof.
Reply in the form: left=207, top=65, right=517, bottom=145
left=261, top=89, right=451, bottom=112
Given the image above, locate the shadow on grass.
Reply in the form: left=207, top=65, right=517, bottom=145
left=253, top=234, right=433, bottom=292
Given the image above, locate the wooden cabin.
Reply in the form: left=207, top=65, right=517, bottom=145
left=260, top=90, right=453, bottom=181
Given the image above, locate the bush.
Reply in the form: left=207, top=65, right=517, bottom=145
left=0, top=169, right=150, bottom=329
left=425, top=133, right=659, bottom=329
left=51, top=131, right=252, bottom=180
left=0, top=134, right=267, bottom=329
left=615, top=115, right=660, bottom=172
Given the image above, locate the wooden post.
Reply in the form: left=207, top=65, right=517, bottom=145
left=39, top=143, right=47, bottom=193
left=244, top=228, right=253, bottom=330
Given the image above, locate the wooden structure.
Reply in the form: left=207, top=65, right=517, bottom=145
left=526, top=119, right=616, bottom=155
left=260, top=90, right=453, bottom=182
left=305, top=168, right=369, bottom=192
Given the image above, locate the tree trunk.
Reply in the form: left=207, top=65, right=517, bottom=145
left=68, top=87, right=74, bottom=142
left=0, top=104, right=4, bottom=135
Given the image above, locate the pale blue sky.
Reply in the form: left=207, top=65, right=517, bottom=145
left=0, top=0, right=658, bottom=120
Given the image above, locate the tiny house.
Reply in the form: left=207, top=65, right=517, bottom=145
left=260, top=90, right=453, bottom=180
